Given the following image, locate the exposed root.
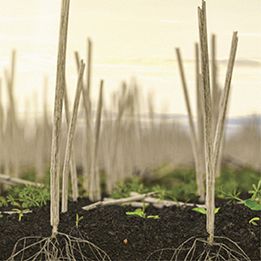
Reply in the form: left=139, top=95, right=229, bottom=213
left=145, top=236, right=251, bottom=261
left=7, top=232, right=111, bottom=261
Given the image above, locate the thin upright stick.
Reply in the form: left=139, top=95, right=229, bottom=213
left=50, top=0, right=70, bottom=236
left=86, top=39, right=92, bottom=97
left=211, top=34, right=218, bottom=108
left=89, top=80, right=104, bottom=201
left=62, top=61, right=85, bottom=213
left=213, top=32, right=238, bottom=173
left=75, top=50, right=93, bottom=193
left=64, top=83, right=79, bottom=201
left=211, top=35, right=223, bottom=177
left=0, top=80, right=3, bottom=167
left=5, top=51, right=19, bottom=178
left=176, top=48, right=205, bottom=200
left=198, top=0, right=214, bottom=244
left=195, top=43, right=205, bottom=185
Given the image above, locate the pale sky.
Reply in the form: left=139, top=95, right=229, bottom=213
left=0, top=0, right=260, bottom=118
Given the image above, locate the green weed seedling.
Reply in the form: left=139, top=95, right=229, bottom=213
left=75, top=213, right=83, bottom=228
left=112, top=177, right=147, bottom=199
left=0, top=196, right=7, bottom=207
left=219, top=180, right=261, bottom=211
left=126, top=203, right=159, bottom=219
left=12, top=206, right=30, bottom=222
left=246, top=179, right=261, bottom=210
left=249, top=217, right=260, bottom=226
left=192, top=207, right=220, bottom=215
left=241, top=180, right=261, bottom=211
left=6, top=185, right=50, bottom=209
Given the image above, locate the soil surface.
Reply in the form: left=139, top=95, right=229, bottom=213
left=0, top=198, right=260, bottom=260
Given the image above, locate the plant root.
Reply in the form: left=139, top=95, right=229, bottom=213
left=7, top=232, right=111, bottom=261
left=145, top=236, right=251, bottom=261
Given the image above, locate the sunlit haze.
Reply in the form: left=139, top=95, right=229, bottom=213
left=0, top=0, right=260, bottom=118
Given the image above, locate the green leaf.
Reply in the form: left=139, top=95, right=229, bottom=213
left=249, top=217, right=260, bottom=226
left=192, top=207, right=207, bottom=214
left=126, top=208, right=145, bottom=218
left=147, top=215, right=160, bottom=219
left=192, top=207, right=220, bottom=215
left=244, top=199, right=261, bottom=211
left=214, top=207, right=220, bottom=214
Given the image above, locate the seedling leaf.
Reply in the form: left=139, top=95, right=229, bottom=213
left=126, top=208, right=145, bottom=218
left=244, top=199, right=261, bottom=211
left=192, top=207, right=207, bottom=214
left=192, top=207, right=220, bottom=215
left=249, top=217, right=260, bottom=226
left=147, top=215, right=160, bottom=219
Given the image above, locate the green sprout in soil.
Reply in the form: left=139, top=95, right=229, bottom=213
left=249, top=179, right=261, bottom=203
left=11, top=206, right=30, bottom=222
left=126, top=203, right=159, bottom=219
left=219, top=179, right=261, bottom=211
left=249, top=217, right=260, bottom=226
left=192, top=207, right=220, bottom=215
left=75, top=213, right=83, bottom=228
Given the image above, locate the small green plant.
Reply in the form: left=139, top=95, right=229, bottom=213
left=112, top=177, right=147, bottom=199
left=192, top=207, right=220, bottom=215
left=151, top=185, right=177, bottom=201
left=249, top=179, right=261, bottom=202
left=219, top=180, right=261, bottom=211
left=126, top=203, right=159, bottom=219
left=12, top=206, right=30, bottom=222
left=6, top=185, right=50, bottom=208
left=243, top=180, right=261, bottom=211
left=0, top=196, right=8, bottom=207
left=249, top=217, right=260, bottom=226
left=218, top=187, right=241, bottom=202
left=75, top=213, right=83, bottom=228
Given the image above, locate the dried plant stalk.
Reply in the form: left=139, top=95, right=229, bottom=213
left=86, top=39, right=92, bottom=97
left=213, top=32, right=238, bottom=173
left=83, top=192, right=155, bottom=211
left=211, top=34, right=223, bottom=177
left=0, top=173, right=43, bottom=187
left=176, top=48, right=205, bottom=200
left=0, top=80, right=4, bottom=169
left=198, top=0, right=214, bottom=244
left=195, top=43, right=205, bottom=186
left=75, top=49, right=93, bottom=193
left=50, top=0, right=70, bottom=236
left=4, top=51, right=19, bottom=178
left=61, top=61, right=85, bottom=212
left=63, top=83, right=79, bottom=201
left=89, top=80, right=104, bottom=201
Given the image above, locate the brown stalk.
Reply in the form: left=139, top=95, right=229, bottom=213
left=195, top=43, right=205, bottom=186
left=50, top=0, right=70, bottom=236
left=89, top=80, right=104, bottom=201
left=62, top=61, right=85, bottom=213
left=74, top=50, right=93, bottom=193
left=176, top=48, right=205, bottom=201
left=211, top=34, right=223, bottom=177
left=198, top=0, right=214, bottom=244
left=63, top=84, right=79, bottom=202
left=213, top=32, right=238, bottom=173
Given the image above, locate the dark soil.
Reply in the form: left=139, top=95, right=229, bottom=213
left=0, top=198, right=260, bottom=261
